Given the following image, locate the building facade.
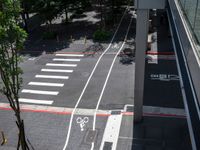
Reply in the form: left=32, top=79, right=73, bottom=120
left=134, top=0, right=200, bottom=149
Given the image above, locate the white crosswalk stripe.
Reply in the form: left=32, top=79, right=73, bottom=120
left=53, top=58, right=81, bottom=62
left=28, top=82, right=64, bottom=87
left=55, top=54, right=84, bottom=57
left=21, top=89, right=59, bottom=95
left=41, top=69, right=73, bottom=73
left=19, top=54, right=84, bottom=106
left=46, top=63, right=77, bottom=67
left=35, top=75, right=69, bottom=79
left=19, top=98, right=53, bottom=105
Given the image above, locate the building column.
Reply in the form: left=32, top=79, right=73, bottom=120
left=134, top=9, right=149, bottom=122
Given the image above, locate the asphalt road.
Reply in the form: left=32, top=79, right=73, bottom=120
left=0, top=9, right=190, bottom=150
left=0, top=9, right=136, bottom=150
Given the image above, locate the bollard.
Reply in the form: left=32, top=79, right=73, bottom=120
left=84, top=36, right=87, bottom=46
left=70, top=35, right=73, bottom=42
left=56, top=35, right=59, bottom=42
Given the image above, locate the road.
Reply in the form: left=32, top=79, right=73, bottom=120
left=0, top=9, right=136, bottom=150
left=0, top=8, right=190, bottom=150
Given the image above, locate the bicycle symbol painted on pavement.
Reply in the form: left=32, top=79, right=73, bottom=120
left=76, top=117, right=89, bottom=131
left=112, top=44, right=119, bottom=49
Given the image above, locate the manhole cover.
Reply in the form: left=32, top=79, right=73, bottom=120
left=103, top=142, right=113, bottom=150
left=84, top=129, right=98, bottom=144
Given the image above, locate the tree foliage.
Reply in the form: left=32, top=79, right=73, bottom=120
left=0, top=0, right=29, bottom=149
left=33, top=0, right=61, bottom=24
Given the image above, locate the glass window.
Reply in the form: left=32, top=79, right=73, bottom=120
left=178, top=0, right=200, bottom=55
left=184, top=0, right=198, bottom=28
left=194, top=1, right=200, bottom=44
left=180, top=0, right=186, bottom=8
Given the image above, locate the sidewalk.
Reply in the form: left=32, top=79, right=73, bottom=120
left=132, top=10, right=192, bottom=150
left=133, top=116, right=191, bottom=150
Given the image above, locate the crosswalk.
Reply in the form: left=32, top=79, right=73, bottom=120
left=28, top=82, right=64, bottom=87
left=53, top=58, right=81, bottom=62
left=35, top=75, right=69, bottom=79
left=19, top=53, right=84, bottom=105
left=41, top=69, right=73, bottom=73
left=18, top=98, right=54, bottom=105
left=46, top=63, right=77, bottom=67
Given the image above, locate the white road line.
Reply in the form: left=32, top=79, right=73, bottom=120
left=62, top=8, right=128, bottom=150
left=56, top=54, right=84, bottom=57
left=46, top=63, right=77, bottom=67
left=28, top=82, right=64, bottom=87
left=19, top=98, right=53, bottom=105
left=53, top=58, right=81, bottom=62
left=41, top=69, right=73, bottom=73
left=93, top=18, right=132, bottom=132
left=21, top=89, right=59, bottom=95
left=35, top=75, right=69, bottom=79
left=99, top=114, right=123, bottom=150
left=90, top=143, right=94, bottom=150
left=91, top=18, right=132, bottom=150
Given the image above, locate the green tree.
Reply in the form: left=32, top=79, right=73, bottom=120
left=97, top=0, right=105, bottom=29
left=60, top=0, right=91, bottom=23
left=0, top=0, right=29, bottom=149
left=20, top=0, right=35, bottom=32
left=33, top=0, right=61, bottom=26
left=60, top=0, right=73, bottom=23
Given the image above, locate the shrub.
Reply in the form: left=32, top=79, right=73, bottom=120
left=42, top=31, right=57, bottom=39
left=93, top=30, right=111, bottom=41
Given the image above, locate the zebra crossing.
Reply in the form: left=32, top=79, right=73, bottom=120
left=19, top=53, right=84, bottom=105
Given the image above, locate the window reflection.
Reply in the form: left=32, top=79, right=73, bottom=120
left=179, top=0, right=200, bottom=45
left=184, top=0, right=198, bottom=28
left=194, top=1, right=200, bottom=43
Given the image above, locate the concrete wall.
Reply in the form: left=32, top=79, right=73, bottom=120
left=135, top=0, right=166, bottom=9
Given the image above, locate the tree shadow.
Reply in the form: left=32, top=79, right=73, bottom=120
left=83, top=43, right=104, bottom=57
left=22, top=19, right=99, bottom=57
left=131, top=116, right=192, bottom=150
left=22, top=7, right=130, bottom=58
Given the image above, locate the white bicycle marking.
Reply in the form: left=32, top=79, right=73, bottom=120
left=150, top=74, right=179, bottom=81
left=76, top=117, right=89, bottom=131
left=112, top=43, right=119, bottom=49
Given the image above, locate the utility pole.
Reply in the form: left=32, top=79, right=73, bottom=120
left=134, top=9, right=149, bottom=122
left=134, top=0, right=166, bottom=122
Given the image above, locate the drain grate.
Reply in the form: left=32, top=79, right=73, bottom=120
left=111, top=110, right=121, bottom=115
left=126, top=106, right=134, bottom=112
left=103, top=142, right=113, bottom=150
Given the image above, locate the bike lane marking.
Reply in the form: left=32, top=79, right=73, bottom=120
left=91, top=16, right=133, bottom=150
left=62, top=8, right=128, bottom=150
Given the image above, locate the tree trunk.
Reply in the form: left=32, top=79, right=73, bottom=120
left=25, top=12, right=29, bottom=20
left=99, top=0, right=103, bottom=29
left=65, top=8, right=68, bottom=23
left=21, top=2, right=28, bottom=32
left=111, top=0, right=114, bottom=25
left=21, top=13, right=28, bottom=32
left=16, top=113, right=29, bottom=150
